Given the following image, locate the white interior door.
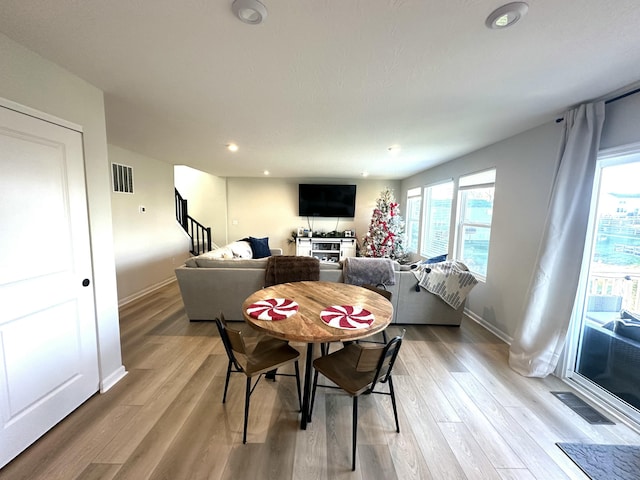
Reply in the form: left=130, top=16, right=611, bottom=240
left=0, top=105, right=99, bottom=468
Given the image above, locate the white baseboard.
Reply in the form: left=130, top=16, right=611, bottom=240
left=464, top=308, right=513, bottom=345
left=100, top=366, right=128, bottom=393
left=118, top=277, right=177, bottom=307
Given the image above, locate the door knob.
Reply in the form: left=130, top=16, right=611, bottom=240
left=82, top=279, right=91, bottom=287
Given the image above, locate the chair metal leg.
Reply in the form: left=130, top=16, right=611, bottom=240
left=309, top=369, right=320, bottom=419
left=388, top=376, right=400, bottom=433
left=223, top=360, right=232, bottom=403
left=294, top=361, right=302, bottom=412
left=352, top=396, right=358, bottom=471
left=243, top=376, right=251, bottom=444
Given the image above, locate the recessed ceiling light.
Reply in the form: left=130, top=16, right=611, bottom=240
left=263, top=170, right=270, bottom=176
left=232, top=0, right=267, bottom=25
left=226, top=143, right=238, bottom=152
left=361, top=171, right=369, bottom=177
left=486, top=2, right=528, bottom=29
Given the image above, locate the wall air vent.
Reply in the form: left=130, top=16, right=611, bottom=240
left=111, top=163, right=134, bottom=194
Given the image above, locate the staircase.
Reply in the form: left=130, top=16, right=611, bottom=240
left=175, top=188, right=212, bottom=256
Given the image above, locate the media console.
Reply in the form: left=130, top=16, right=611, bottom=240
left=296, top=237, right=357, bottom=262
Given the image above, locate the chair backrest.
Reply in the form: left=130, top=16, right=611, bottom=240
left=362, top=283, right=392, bottom=301
left=264, top=255, right=320, bottom=287
left=367, top=332, right=404, bottom=391
left=214, top=313, right=246, bottom=370
left=351, top=332, right=404, bottom=392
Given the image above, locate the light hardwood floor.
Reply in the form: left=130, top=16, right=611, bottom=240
left=1, top=281, right=638, bottom=480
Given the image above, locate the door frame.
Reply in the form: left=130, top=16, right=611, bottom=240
left=558, top=141, right=640, bottom=429
left=0, top=97, right=83, bottom=133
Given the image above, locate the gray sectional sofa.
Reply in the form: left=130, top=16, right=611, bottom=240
left=174, top=249, right=465, bottom=326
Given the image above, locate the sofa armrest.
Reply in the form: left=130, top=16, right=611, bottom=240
left=270, top=248, right=283, bottom=256
left=394, top=271, right=464, bottom=325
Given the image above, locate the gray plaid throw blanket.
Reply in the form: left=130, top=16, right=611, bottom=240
left=343, top=257, right=396, bottom=286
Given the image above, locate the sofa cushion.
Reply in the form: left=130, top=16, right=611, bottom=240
left=194, top=257, right=270, bottom=268
left=249, top=236, right=271, bottom=259
left=204, top=246, right=234, bottom=259
left=614, top=316, right=640, bottom=343
left=621, top=309, right=640, bottom=322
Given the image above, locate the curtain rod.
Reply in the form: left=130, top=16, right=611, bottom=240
left=605, top=86, right=640, bottom=104
left=556, top=86, right=640, bottom=123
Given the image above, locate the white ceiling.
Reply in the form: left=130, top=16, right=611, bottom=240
left=2, top=0, right=640, bottom=179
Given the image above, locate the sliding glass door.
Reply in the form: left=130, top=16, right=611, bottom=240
left=571, top=152, right=640, bottom=420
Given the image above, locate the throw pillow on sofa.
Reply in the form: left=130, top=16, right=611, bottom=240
left=228, top=240, right=253, bottom=259
left=248, top=236, right=271, bottom=259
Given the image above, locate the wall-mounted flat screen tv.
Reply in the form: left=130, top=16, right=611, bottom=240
left=298, top=184, right=356, bottom=217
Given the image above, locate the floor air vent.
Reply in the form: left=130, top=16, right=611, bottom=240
left=550, top=391, right=614, bottom=425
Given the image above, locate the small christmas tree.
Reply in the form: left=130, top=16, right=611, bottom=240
left=360, top=187, right=407, bottom=261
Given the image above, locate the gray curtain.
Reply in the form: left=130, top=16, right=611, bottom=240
left=509, top=102, right=605, bottom=377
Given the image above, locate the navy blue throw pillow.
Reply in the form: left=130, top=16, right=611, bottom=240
left=425, top=253, right=447, bottom=264
left=249, top=236, right=271, bottom=259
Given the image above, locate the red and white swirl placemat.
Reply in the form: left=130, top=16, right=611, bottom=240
left=246, top=298, right=299, bottom=321
left=320, top=305, right=374, bottom=329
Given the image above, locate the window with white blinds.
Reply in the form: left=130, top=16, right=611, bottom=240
left=421, top=180, right=453, bottom=259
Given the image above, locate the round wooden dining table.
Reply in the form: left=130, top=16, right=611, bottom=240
left=242, top=281, right=394, bottom=429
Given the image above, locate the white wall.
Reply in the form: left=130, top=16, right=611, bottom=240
left=0, top=33, right=124, bottom=390
left=401, top=121, right=563, bottom=339
left=110, top=146, right=190, bottom=302
left=601, top=90, right=640, bottom=149
left=174, top=165, right=228, bottom=247
left=226, top=177, right=401, bottom=254
left=400, top=91, right=640, bottom=341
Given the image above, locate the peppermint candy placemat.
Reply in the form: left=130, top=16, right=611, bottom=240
left=320, top=305, right=374, bottom=329
left=247, top=298, right=299, bottom=321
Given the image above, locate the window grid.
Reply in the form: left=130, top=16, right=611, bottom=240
left=405, top=190, right=422, bottom=253
left=421, top=181, right=453, bottom=259
left=456, top=173, right=495, bottom=280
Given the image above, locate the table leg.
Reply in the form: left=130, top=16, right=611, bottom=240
left=300, top=342, right=314, bottom=429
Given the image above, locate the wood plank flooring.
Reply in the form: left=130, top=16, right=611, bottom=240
left=1, top=280, right=638, bottom=479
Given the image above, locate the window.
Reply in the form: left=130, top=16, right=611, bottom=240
left=405, top=187, right=422, bottom=253
left=421, top=180, right=453, bottom=259
left=456, top=169, right=495, bottom=279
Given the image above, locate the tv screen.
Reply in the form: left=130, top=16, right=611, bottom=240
left=298, top=184, right=356, bottom=217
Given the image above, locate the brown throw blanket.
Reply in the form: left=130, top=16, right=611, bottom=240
left=264, top=256, right=320, bottom=287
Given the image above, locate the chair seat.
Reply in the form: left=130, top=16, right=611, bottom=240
left=239, top=340, right=300, bottom=376
left=313, top=345, right=377, bottom=396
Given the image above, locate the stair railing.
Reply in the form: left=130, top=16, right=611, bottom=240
left=175, top=188, right=212, bottom=256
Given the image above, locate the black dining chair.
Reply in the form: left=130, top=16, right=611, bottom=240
left=360, top=283, right=392, bottom=344
left=309, top=332, right=404, bottom=470
left=215, top=313, right=302, bottom=444
left=321, top=283, right=391, bottom=356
